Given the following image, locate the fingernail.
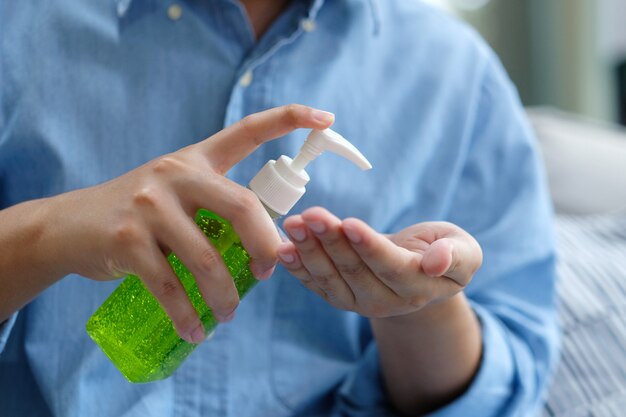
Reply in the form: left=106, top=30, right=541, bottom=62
left=190, top=324, right=205, bottom=344
left=278, top=251, right=294, bottom=263
left=217, top=310, right=236, bottom=323
left=288, top=227, right=306, bottom=242
left=344, top=227, right=361, bottom=244
left=307, top=221, right=326, bottom=234
left=250, top=260, right=275, bottom=280
left=312, top=110, right=335, bottom=124
left=256, top=265, right=276, bottom=280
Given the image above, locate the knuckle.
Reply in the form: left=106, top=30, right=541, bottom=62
left=111, top=219, right=144, bottom=247
left=320, top=232, right=343, bottom=246
left=298, top=275, right=314, bottom=285
left=150, top=155, right=184, bottom=175
left=239, top=114, right=261, bottom=145
left=316, top=285, right=336, bottom=302
left=284, top=104, right=302, bottom=128
left=155, top=277, right=181, bottom=299
left=357, top=240, right=377, bottom=258
left=196, top=248, right=222, bottom=275
left=413, top=226, right=438, bottom=243
left=378, top=267, right=402, bottom=283
left=298, top=242, right=317, bottom=256
left=132, top=185, right=164, bottom=209
left=336, top=261, right=368, bottom=277
left=312, top=272, right=336, bottom=289
left=240, top=188, right=262, bottom=209
left=231, top=189, right=261, bottom=218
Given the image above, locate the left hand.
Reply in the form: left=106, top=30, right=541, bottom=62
left=277, top=207, right=483, bottom=318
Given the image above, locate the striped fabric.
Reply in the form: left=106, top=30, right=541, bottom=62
left=543, top=213, right=626, bottom=417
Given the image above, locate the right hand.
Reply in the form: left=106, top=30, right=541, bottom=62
left=46, top=105, right=334, bottom=343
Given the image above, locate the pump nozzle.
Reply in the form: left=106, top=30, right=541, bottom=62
left=249, top=128, right=372, bottom=215
left=291, top=129, right=372, bottom=172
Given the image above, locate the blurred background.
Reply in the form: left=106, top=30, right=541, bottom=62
left=425, top=0, right=626, bottom=125
left=421, top=3, right=626, bottom=416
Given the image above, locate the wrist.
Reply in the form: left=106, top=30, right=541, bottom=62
left=371, top=292, right=470, bottom=329
left=0, top=196, right=73, bottom=321
left=25, top=195, right=77, bottom=280
left=370, top=292, right=482, bottom=415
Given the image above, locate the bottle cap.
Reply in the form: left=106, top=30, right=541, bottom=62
left=248, top=128, right=372, bottom=215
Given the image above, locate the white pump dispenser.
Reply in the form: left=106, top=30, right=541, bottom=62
left=248, top=128, right=372, bottom=216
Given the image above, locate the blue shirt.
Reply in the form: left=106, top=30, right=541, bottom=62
left=0, top=0, right=559, bottom=416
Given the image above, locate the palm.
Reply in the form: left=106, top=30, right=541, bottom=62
left=279, top=208, right=483, bottom=318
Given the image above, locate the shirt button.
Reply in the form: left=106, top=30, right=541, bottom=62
left=239, top=70, right=253, bottom=87
left=300, top=18, right=316, bottom=32
left=167, top=4, right=183, bottom=21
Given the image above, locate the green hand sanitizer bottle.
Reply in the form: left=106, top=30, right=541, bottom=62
left=86, top=128, right=372, bottom=383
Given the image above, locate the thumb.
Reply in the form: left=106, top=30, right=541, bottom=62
left=422, top=237, right=481, bottom=286
left=202, top=104, right=334, bottom=174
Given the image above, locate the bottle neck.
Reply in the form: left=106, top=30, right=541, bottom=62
left=260, top=201, right=283, bottom=221
left=260, top=201, right=289, bottom=242
left=247, top=184, right=285, bottom=221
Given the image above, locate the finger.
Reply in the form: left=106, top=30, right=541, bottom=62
left=203, top=104, right=335, bottom=174
left=180, top=175, right=281, bottom=279
left=341, top=217, right=422, bottom=297
left=282, top=215, right=356, bottom=309
left=152, top=203, right=240, bottom=323
left=276, top=242, right=328, bottom=300
left=421, top=238, right=453, bottom=278
left=422, top=236, right=481, bottom=285
left=135, top=241, right=206, bottom=344
left=393, top=221, right=482, bottom=285
left=300, top=207, right=385, bottom=300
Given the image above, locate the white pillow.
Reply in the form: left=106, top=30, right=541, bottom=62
left=527, top=107, right=626, bottom=215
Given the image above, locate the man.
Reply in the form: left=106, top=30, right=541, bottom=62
left=0, top=0, right=558, bottom=416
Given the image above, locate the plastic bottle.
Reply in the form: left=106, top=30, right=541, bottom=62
left=86, top=128, right=372, bottom=383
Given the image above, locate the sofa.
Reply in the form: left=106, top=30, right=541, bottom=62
left=527, top=108, right=626, bottom=417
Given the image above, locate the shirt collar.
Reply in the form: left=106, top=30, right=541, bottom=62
left=116, top=0, right=380, bottom=35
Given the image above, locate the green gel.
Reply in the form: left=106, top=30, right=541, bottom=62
left=86, top=209, right=258, bottom=383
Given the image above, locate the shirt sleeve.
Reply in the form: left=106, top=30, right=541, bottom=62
left=330, top=340, right=394, bottom=417
left=331, top=51, right=560, bottom=417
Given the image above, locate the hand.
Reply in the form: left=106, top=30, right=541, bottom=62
left=277, top=207, right=482, bottom=318
left=45, top=105, right=334, bottom=343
